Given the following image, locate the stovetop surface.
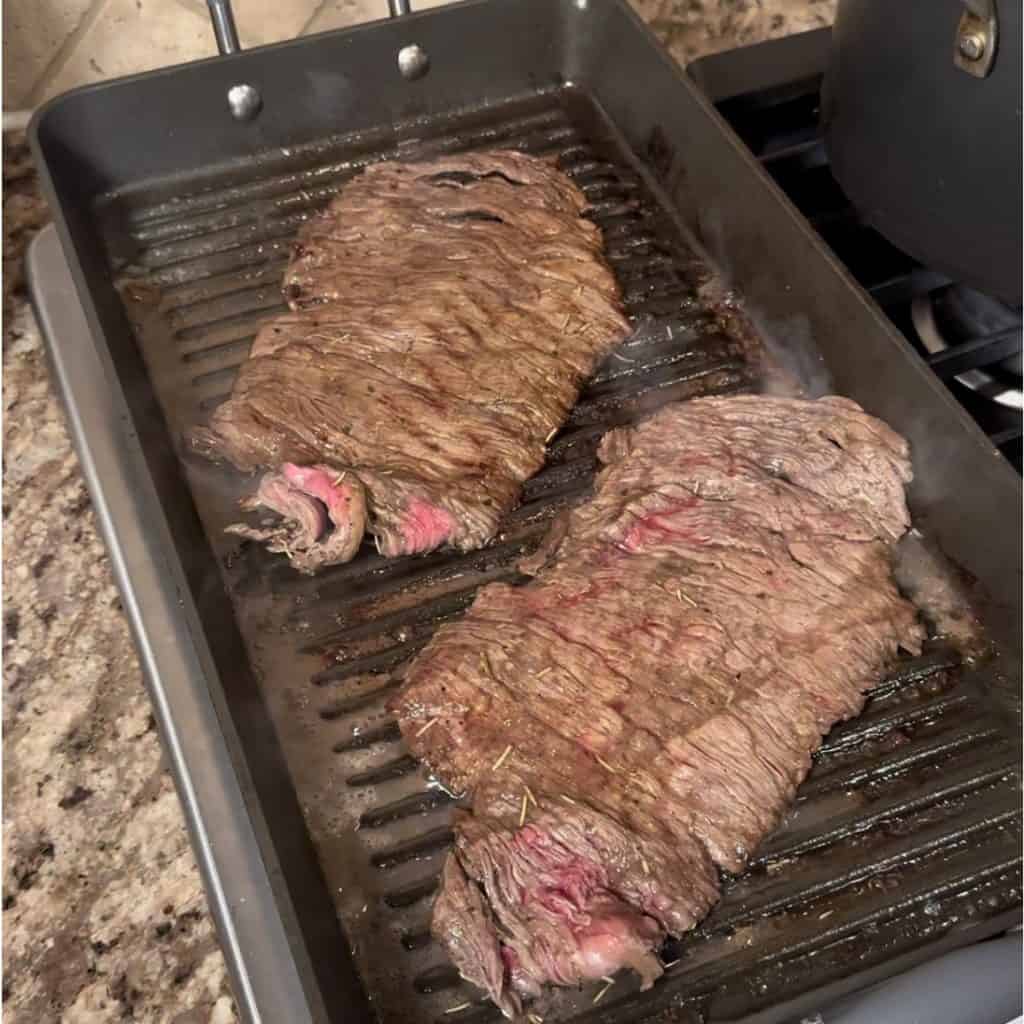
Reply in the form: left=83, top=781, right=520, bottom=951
left=689, top=28, right=1023, bottom=475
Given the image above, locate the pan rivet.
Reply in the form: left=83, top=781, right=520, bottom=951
left=227, top=83, right=262, bottom=121
left=397, top=44, right=430, bottom=81
left=957, top=32, right=987, bottom=61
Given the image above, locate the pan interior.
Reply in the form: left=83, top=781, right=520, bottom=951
left=96, top=86, right=1021, bottom=1024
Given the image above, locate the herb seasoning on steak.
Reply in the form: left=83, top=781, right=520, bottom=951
left=191, top=150, right=630, bottom=571
left=389, top=394, right=924, bottom=1017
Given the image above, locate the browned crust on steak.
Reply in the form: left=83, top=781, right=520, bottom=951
left=390, top=395, right=923, bottom=1013
left=191, top=150, right=631, bottom=569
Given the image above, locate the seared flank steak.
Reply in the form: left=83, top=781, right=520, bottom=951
left=389, top=395, right=923, bottom=1017
left=192, top=150, right=631, bottom=571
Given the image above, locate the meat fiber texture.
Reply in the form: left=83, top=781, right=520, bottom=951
left=389, top=395, right=924, bottom=1018
left=190, top=150, right=631, bottom=572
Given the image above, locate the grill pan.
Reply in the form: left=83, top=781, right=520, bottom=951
left=27, top=2, right=1022, bottom=1022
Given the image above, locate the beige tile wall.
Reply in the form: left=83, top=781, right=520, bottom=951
left=3, top=0, right=454, bottom=110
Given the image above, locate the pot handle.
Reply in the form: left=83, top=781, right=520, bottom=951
left=205, top=0, right=413, bottom=57
left=205, top=0, right=424, bottom=118
left=954, top=0, right=999, bottom=78
left=207, top=0, right=241, bottom=55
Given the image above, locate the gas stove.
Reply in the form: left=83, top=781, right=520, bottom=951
left=689, top=28, right=1023, bottom=474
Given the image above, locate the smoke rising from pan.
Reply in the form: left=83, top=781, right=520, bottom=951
left=750, top=309, right=834, bottom=399
left=691, top=205, right=834, bottom=400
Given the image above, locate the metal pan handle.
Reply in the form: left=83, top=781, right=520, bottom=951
left=207, top=0, right=242, bottom=55
left=206, top=0, right=412, bottom=58
left=205, top=0, right=424, bottom=120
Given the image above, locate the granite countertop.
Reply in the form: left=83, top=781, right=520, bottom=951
left=1, top=3, right=834, bottom=1021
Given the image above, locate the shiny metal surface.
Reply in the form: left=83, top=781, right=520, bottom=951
left=953, top=0, right=999, bottom=77
left=226, top=82, right=262, bottom=121
left=206, top=0, right=242, bottom=55
left=397, top=43, right=430, bottom=79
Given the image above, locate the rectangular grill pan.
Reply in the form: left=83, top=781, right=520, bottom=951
left=27, top=3, right=1022, bottom=1022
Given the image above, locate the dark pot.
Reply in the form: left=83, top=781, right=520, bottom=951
left=822, top=0, right=1022, bottom=305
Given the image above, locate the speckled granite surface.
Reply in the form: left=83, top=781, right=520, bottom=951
left=2, top=138, right=235, bottom=1024
left=1, top=4, right=835, bottom=1021
left=636, top=0, right=834, bottom=64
